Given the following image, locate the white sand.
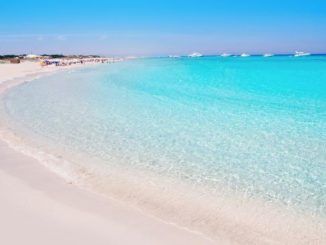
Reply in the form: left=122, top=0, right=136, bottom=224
left=0, top=62, right=216, bottom=245
left=0, top=61, right=52, bottom=84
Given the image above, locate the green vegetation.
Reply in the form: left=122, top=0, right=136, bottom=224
left=0, top=54, right=102, bottom=60
left=41, top=54, right=66, bottom=58
left=0, top=55, right=18, bottom=60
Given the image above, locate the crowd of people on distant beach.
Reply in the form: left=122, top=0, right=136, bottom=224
left=40, top=57, right=123, bottom=67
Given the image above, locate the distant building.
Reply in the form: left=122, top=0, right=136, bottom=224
left=25, top=54, right=42, bottom=59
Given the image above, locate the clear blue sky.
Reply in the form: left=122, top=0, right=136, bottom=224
left=1, top=0, right=326, bottom=55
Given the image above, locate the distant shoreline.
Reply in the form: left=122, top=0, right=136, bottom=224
left=1, top=53, right=326, bottom=62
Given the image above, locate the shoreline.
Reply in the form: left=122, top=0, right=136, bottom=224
left=1, top=61, right=325, bottom=244
left=0, top=61, right=216, bottom=245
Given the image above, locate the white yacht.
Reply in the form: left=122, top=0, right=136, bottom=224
left=240, top=53, right=250, bottom=57
left=264, top=53, right=274, bottom=57
left=188, top=52, right=203, bottom=58
left=294, top=51, right=310, bottom=57
left=221, top=53, right=231, bottom=57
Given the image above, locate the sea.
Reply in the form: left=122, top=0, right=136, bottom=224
left=1, top=55, right=325, bottom=242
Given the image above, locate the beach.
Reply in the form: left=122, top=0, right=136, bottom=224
left=0, top=58, right=325, bottom=245
left=0, top=61, right=216, bottom=245
left=2, top=1, right=325, bottom=244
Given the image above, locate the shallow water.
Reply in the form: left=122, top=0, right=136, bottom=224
left=1, top=56, right=326, bottom=241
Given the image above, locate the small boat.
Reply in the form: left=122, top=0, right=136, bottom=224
left=294, top=51, right=310, bottom=57
left=188, top=52, right=203, bottom=58
left=221, top=53, right=231, bottom=57
left=168, top=55, right=180, bottom=58
left=240, top=53, right=250, bottom=57
left=264, top=53, right=274, bottom=57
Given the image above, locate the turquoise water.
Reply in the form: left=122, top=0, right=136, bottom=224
left=2, top=56, right=326, bottom=231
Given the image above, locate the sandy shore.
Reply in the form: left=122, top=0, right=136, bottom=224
left=0, top=62, right=216, bottom=245
left=0, top=61, right=57, bottom=84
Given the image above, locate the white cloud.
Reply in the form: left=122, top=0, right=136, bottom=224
left=99, top=34, right=108, bottom=40
left=56, top=35, right=66, bottom=41
left=37, top=36, right=44, bottom=41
